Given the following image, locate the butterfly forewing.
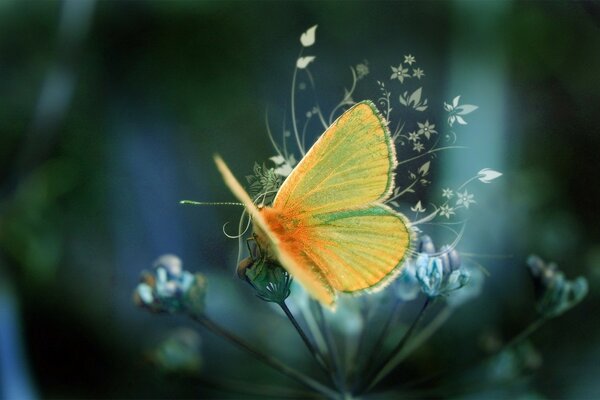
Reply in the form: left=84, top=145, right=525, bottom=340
left=273, top=101, right=397, bottom=215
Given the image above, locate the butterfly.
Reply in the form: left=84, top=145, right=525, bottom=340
left=215, top=100, right=412, bottom=308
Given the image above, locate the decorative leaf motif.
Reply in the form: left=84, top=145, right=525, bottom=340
left=477, top=168, right=503, bottom=183
left=411, top=200, right=426, bottom=212
left=418, top=161, right=431, bottom=176
left=399, top=87, right=428, bottom=111
left=269, top=155, right=285, bottom=164
left=455, top=104, right=478, bottom=115
left=409, top=87, right=422, bottom=105
left=296, top=56, right=316, bottom=69
left=453, top=95, right=460, bottom=108
left=399, top=93, right=408, bottom=106
left=300, top=25, right=318, bottom=47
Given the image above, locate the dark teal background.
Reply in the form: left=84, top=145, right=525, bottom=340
left=0, top=1, right=599, bottom=398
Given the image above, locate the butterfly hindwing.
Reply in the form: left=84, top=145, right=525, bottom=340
left=305, top=205, right=411, bottom=292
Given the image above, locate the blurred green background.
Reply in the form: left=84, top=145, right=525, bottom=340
left=0, top=0, right=599, bottom=398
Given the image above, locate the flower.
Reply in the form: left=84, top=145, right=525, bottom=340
left=355, top=61, right=369, bottom=80
left=416, top=252, right=469, bottom=298
left=300, top=25, right=317, bottom=47
left=456, top=190, right=476, bottom=209
left=527, top=255, right=588, bottom=318
left=296, top=56, right=316, bottom=69
left=239, top=256, right=292, bottom=304
left=444, top=95, right=478, bottom=126
left=134, top=255, right=207, bottom=316
left=442, top=188, right=454, bottom=199
left=412, top=67, right=425, bottom=79
left=390, top=65, right=410, bottom=83
left=149, top=329, right=203, bottom=375
left=416, top=254, right=444, bottom=297
left=412, top=142, right=424, bottom=152
left=398, top=236, right=472, bottom=301
left=404, top=54, right=416, bottom=65
left=439, top=205, right=455, bottom=219
left=408, top=131, right=420, bottom=142
left=477, top=168, right=503, bottom=183
left=447, top=262, right=485, bottom=307
left=396, top=259, right=421, bottom=301
left=417, top=120, right=437, bottom=139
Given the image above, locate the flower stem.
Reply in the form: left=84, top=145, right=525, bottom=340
left=291, top=49, right=306, bottom=156
left=278, top=301, right=330, bottom=374
left=312, top=300, right=347, bottom=396
left=503, top=316, right=548, bottom=350
left=191, top=314, right=338, bottom=399
left=353, top=300, right=403, bottom=392
left=362, top=297, right=432, bottom=393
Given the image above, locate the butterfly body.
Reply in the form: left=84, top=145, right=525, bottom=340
left=217, top=101, right=412, bottom=308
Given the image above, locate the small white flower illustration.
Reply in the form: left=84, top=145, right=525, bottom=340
left=442, top=188, right=454, bottom=199
left=408, top=131, right=421, bottom=142
left=439, top=205, right=455, bottom=219
left=444, top=95, right=478, bottom=127
left=412, top=67, right=425, bottom=79
left=391, top=65, right=411, bottom=83
left=417, top=120, right=437, bottom=139
left=456, top=190, right=476, bottom=209
left=404, top=54, right=416, bottom=65
left=477, top=168, right=503, bottom=183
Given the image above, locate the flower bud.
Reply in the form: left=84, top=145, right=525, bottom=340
left=417, top=235, right=436, bottom=254
left=243, top=258, right=292, bottom=303
left=134, top=255, right=207, bottom=315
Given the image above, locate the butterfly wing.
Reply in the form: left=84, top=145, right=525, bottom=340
left=273, top=101, right=397, bottom=215
left=268, top=101, right=411, bottom=299
left=214, top=155, right=336, bottom=305
left=301, top=205, right=411, bottom=292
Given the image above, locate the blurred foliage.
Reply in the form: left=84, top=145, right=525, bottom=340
left=0, top=0, right=598, bottom=399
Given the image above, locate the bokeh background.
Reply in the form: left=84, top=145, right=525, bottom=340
left=0, top=0, right=599, bottom=398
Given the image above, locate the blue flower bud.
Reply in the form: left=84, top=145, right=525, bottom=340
left=417, top=235, right=436, bottom=254
left=416, top=256, right=444, bottom=297
left=395, top=260, right=420, bottom=301
left=527, top=254, right=588, bottom=318
left=134, top=255, right=207, bottom=315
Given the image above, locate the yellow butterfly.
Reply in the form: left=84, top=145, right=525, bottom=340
left=215, top=100, right=412, bottom=308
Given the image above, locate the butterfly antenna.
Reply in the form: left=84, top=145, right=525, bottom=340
left=180, top=200, right=244, bottom=206
left=222, top=215, right=252, bottom=239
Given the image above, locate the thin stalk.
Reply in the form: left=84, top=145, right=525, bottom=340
left=278, top=301, right=330, bottom=373
left=399, top=313, right=546, bottom=393
left=503, top=316, right=547, bottom=350
left=346, top=298, right=370, bottom=386
left=353, top=300, right=403, bottom=392
left=304, top=69, right=328, bottom=130
left=313, top=301, right=347, bottom=396
left=397, top=145, right=466, bottom=167
left=362, top=298, right=432, bottom=393
left=398, top=305, right=453, bottom=367
left=291, top=49, right=306, bottom=156
left=191, top=375, right=317, bottom=399
left=191, top=314, right=338, bottom=399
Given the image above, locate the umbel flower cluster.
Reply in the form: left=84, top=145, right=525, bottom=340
left=134, top=244, right=587, bottom=398
left=134, top=26, right=588, bottom=399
